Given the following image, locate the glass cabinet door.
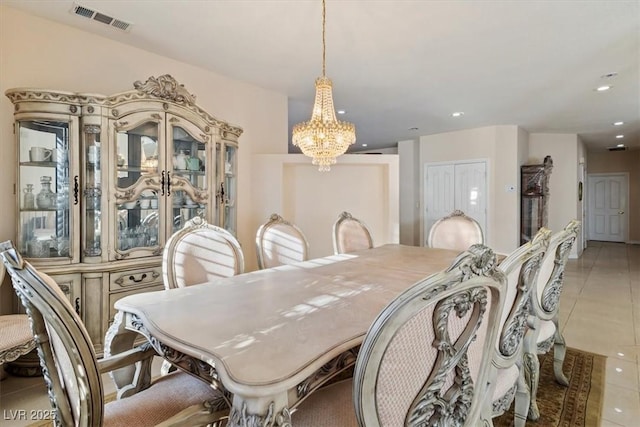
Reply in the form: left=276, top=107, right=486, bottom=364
left=17, top=120, right=75, bottom=261
left=222, top=143, right=238, bottom=235
left=111, top=113, right=163, bottom=260
left=83, top=124, right=102, bottom=258
left=168, top=116, right=211, bottom=234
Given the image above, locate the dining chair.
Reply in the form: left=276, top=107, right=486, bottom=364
left=0, top=261, right=37, bottom=380
left=0, top=240, right=229, bottom=427
left=162, top=216, right=244, bottom=289
left=255, top=213, right=309, bottom=269
left=524, top=220, right=581, bottom=420
left=332, top=211, right=374, bottom=254
left=292, top=244, right=506, bottom=426
left=488, top=228, right=551, bottom=426
left=427, top=209, right=484, bottom=252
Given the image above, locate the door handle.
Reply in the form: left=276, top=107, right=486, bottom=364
left=619, top=211, right=625, bottom=214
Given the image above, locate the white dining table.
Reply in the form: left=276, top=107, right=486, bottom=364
left=104, top=244, right=461, bottom=427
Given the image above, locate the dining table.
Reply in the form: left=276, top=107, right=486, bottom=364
left=104, top=243, right=462, bottom=427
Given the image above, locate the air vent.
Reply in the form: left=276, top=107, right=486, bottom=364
left=608, top=146, right=628, bottom=152
left=70, top=3, right=132, bottom=32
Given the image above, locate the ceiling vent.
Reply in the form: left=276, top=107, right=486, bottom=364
left=70, top=3, right=132, bottom=32
left=607, top=146, right=628, bottom=152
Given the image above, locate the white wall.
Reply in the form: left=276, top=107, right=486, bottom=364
left=418, top=126, right=523, bottom=254
left=528, top=133, right=581, bottom=257
left=251, top=154, right=399, bottom=270
left=398, top=139, right=420, bottom=246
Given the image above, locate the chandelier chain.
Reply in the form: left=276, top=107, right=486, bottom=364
left=322, top=0, right=326, bottom=77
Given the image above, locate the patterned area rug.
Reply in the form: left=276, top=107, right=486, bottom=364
left=29, top=347, right=604, bottom=427
left=494, top=347, right=606, bottom=427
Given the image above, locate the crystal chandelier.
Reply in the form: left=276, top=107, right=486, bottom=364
left=292, top=0, right=356, bottom=171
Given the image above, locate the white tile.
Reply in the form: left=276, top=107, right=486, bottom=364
left=601, top=383, right=640, bottom=427
left=605, top=357, right=640, bottom=391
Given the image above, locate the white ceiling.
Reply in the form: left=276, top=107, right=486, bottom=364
left=5, top=0, right=639, bottom=152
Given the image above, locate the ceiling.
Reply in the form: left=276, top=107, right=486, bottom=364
left=5, top=0, right=639, bottom=153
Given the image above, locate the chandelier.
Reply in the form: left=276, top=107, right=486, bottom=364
left=292, top=0, right=356, bottom=171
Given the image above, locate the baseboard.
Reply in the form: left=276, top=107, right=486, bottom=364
left=627, top=240, right=640, bottom=245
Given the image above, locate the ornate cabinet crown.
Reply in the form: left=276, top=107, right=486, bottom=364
left=6, top=75, right=242, bottom=353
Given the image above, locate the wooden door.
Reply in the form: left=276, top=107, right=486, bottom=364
left=588, top=174, right=627, bottom=242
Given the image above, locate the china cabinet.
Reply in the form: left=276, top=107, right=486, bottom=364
left=6, top=75, right=242, bottom=353
left=521, top=155, right=552, bottom=244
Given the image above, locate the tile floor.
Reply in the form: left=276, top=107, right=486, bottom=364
left=0, top=241, right=638, bottom=426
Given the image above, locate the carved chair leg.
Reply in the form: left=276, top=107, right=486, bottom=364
left=513, top=367, right=531, bottom=427
left=552, top=322, right=569, bottom=386
left=523, top=351, right=540, bottom=421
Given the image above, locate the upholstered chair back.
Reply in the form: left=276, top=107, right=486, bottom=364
left=163, top=217, right=244, bottom=289
left=495, top=228, right=551, bottom=363
left=532, top=220, right=581, bottom=321
left=1, top=241, right=104, bottom=426
left=352, top=245, right=505, bottom=426
left=255, top=214, right=309, bottom=269
left=332, top=211, right=374, bottom=254
left=485, top=228, right=551, bottom=424
left=427, top=210, right=484, bottom=252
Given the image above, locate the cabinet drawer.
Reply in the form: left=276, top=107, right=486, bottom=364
left=108, top=285, right=164, bottom=327
left=109, top=267, right=163, bottom=291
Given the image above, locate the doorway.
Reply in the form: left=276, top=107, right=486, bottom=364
left=587, top=173, right=628, bottom=242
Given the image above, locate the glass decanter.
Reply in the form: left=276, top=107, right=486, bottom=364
left=36, top=176, right=55, bottom=209
left=23, top=184, right=35, bottom=209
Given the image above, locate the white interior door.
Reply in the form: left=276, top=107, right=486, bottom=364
left=424, top=161, right=487, bottom=245
left=424, top=164, right=454, bottom=242
left=454, top=162, right=487, bottom=235
left=588, top=174, right=627, bottom=242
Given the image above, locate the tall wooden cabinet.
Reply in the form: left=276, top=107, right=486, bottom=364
left=520, top=155, right=552, bottom=244
left=6, top=75, right=242, bottom=353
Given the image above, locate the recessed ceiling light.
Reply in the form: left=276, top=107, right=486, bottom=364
left=615, top=367, right=623, bottom=372
left=613, top=121, right=624, bottom=126
left=614, top=408, right=623, bottom=413
left=617, top=143, right=625, bottom=147
left=452, top=112, right=464, bottom=117
left=361, top=143, right=368, bottom=147
left=601, top=72, right=618, bottom=78
left=617, top=352, right=625, bottom=357
left=616, top=135, right=624, bottom=139
left=337, top=110, right=346, bottom=115
left=595, top=85, right=611, bottom=92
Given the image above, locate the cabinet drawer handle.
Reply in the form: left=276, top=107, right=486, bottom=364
left=113, top=271, right=159, bottom=286
left=129, top=273, right=147, bottom=283
left=161, top=170, right=165, bottom=196
left=74, top=175, right=79, bottom=205
left=166, top=171, right=171, bottom=196
left=75, top=297, right=81, bottom=315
